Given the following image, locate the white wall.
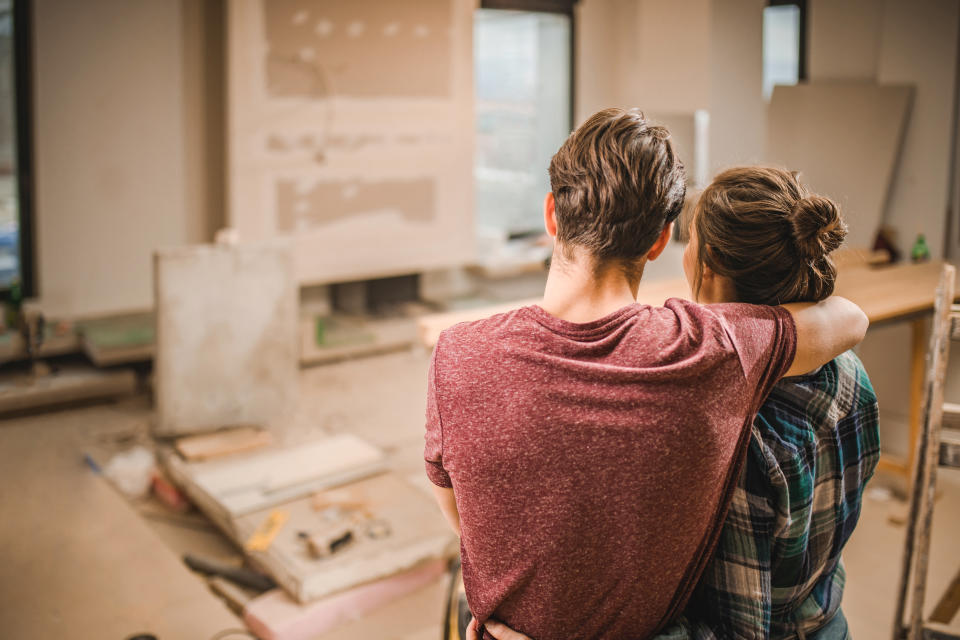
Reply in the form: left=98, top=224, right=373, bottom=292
left=808, top=0, right=959, bottom=259
left=32, top=0, right=221, bottom=318
left=575, top=0, right=765, bottom=174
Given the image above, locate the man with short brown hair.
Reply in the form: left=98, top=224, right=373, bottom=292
left=425, top=108, right=867, bottom=640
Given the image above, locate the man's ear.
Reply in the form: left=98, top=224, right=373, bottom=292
left=646, top=223, right=674, bottom=262
left=543, top=193, right=558, bottom=238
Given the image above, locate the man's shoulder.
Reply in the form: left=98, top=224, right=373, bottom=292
left=436, top=306, right=532, bottom=353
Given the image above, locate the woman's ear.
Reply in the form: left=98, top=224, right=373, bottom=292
left=544, top=193, right=558, bottom=238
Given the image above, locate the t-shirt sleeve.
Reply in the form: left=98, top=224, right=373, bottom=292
left=424, top=343, right=453, bottom=488
left=710, top=303, right=798, bottom=414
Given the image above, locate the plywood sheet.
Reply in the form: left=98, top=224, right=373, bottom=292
left=153, top=241, right=298, bottom=435
left=766, top=82, right=912, bottom=249
left=227, top=0, right=475, bottom=284
left=236, top=472, right=455, bottom=603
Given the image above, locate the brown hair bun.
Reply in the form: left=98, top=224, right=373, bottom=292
left=789, top=195, right=847, bottom=260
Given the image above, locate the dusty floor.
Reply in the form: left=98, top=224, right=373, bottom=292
left=1, top=347, right=959, bottom=638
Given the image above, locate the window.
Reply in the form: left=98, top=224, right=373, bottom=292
left=763, top=1, right=806, bottom=101
left=0, top=0, right=33, bottom=296
left=474, top=3, right=573, bottom=239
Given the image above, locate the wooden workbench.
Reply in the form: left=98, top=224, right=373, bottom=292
left=417, top=259, right=951, bottom=482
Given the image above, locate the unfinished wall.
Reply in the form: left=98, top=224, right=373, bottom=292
left=31, top=0, right=223, bottom=318
left=227, top=0, right=475, bottom=285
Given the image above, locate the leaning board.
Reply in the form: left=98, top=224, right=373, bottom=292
left=766, top=82, right=912, bottom=249
left=154, top=241, right=299, bottom=435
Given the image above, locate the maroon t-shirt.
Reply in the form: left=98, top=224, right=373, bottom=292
left=424, top=299, right=796, bottom=640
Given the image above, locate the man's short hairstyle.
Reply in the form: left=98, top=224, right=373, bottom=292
left=548, top=108, right=686, bottom=280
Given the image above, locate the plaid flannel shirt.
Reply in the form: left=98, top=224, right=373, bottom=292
left=659, top=351, right=880, bottom=640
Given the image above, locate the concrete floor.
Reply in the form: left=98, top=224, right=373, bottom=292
left=2, top=348, right=959, bottom=638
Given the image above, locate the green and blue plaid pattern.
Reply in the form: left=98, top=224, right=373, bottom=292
left=661, top=351, right=880, bottom=639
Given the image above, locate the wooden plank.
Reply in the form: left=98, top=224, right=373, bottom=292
left=236, top=473, right=455, bottom=603
left=243, top=558, right=447, bottom=640
left=176, top=427, right=273, bottom=461
left=163, top=434, right=388, bottom=524
left=905, top=265, right=955, bottom=640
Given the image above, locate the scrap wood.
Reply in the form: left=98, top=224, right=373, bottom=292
left=175, top=427, right=273, bottom=462
left=246, top=509, right=290, bottom=553
left=161, top=434, right=387, bottom=522
left=243, top=558, right=447, bottom=640
left=236, top=472, right=456, bottom=603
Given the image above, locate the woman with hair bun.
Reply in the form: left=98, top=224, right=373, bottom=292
left=671, top=166, right=880, bottom=639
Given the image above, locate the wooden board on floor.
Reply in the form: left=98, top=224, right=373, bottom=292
left=0, top=418, right=240, bottom=638
left=237, top=472, right=455, bottom=603
left=176, top=426, right=273, bottom=461
left=766, top=82, right=912, bottom=249
left=163, top=434, right=388, bottom=533
left=243, top=558, right=447, bottom=640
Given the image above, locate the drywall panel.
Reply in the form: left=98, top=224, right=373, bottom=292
left=32, top=0, right=214, bottom=317
left=227, top=0, right=475, bottom=284
left=154, top=241, right=298, bottom=434
left=808, top=0, right=882, bottom=81
left=766, top=82, right=912, bottom=249
left=877, top=0, right=959, bottom=259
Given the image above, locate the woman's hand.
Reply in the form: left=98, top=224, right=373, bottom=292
left=466, top=616, right=533, bottom=640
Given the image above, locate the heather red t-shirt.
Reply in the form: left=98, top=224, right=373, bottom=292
left=424, top=299, right=796, bottom=640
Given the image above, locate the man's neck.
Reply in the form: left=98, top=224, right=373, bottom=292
left=540, top=248, right=643, bottom=323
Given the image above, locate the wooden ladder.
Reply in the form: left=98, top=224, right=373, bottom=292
left=892, top=264, right=960, bottom=640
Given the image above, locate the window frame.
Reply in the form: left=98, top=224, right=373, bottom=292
left=479, top=0, right=576, bottom=132
left=767, top=0, right=808, bottom=82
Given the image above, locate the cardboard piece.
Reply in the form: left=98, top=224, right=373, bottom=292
left=766, top=82, right=913, bottom=249
left=243, top=558, right=447, bottom=640
left=153, top=240, right=298, bottom=435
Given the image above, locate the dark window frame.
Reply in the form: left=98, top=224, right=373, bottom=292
left=767, top=0, right=808, bottom=82
left=0, top=0, right=35, bottom=300
left=479, top=0, right=577, bottom=131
